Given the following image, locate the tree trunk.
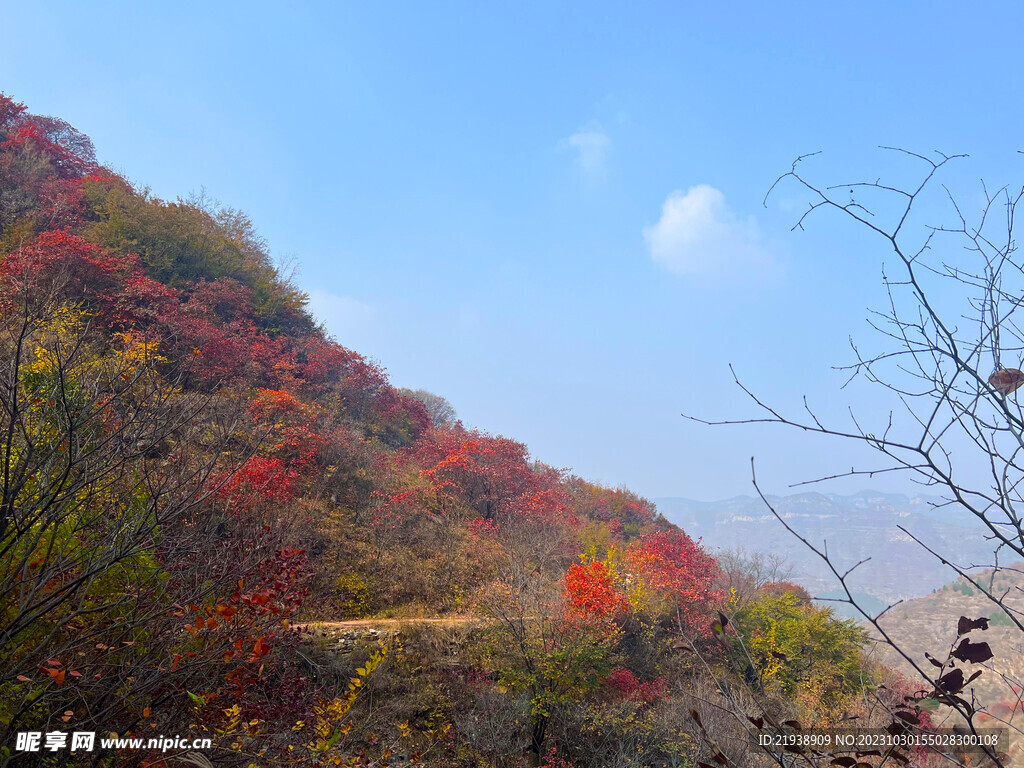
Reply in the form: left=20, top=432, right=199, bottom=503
left=528, top=714, right=548, bottom=767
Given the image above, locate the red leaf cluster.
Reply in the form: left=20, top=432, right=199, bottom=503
left=605, top=666, right=667, bottom=703
left=625, top=529, right=721, bottom=634
left=564, top=560, right=629, bottom=619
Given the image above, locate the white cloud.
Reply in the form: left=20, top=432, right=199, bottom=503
left=567, top=123, right=611, bottom=178
left=643, top=185, right=774, bottom=277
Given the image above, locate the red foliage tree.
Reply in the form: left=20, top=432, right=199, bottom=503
left=563, top=560, right=628, bottom=621
left=33, top=176, right=88, bottom=232
left=1, top=116, right=96, bottom=179
left=182, top=277, right=256, bottom=324
left=248, top=388, right=326, bottom=469
left=568, top=481, right=657, bottom=530
left=625, top=529, right=720, bottom=635
left=420, top=434, right=540, bottom=523
left=0, top=93, right=27, bottom=132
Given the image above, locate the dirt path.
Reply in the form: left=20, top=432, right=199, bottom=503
left=302, top=616, right=481, bottom=630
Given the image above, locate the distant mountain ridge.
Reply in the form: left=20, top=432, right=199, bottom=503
left=655, top=490, right=992, bottom=606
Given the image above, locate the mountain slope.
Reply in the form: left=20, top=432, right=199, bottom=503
left=873, top=566, right=1024, bottom=766
left=1, top=91, right=985, bottom=768
left=0, top=91, right=726, bottom=768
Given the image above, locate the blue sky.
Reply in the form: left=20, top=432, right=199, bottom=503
left=5, top=2, right=1024, bottom=500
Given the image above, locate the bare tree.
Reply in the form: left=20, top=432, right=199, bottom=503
left=399, top=388, right=458, bottom=428
left=716, top=546, right=795, bottom=608
left=678, top=148, right=1024, bottom=766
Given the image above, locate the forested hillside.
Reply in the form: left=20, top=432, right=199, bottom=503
left=0, top=94, right=981, bottom=768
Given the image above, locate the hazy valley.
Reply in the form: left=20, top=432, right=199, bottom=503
left=658, top=491, right=992, bottom=610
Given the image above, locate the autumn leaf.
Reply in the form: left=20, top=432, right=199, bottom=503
left=989, top=368, right=1024, bottom=395
left=952, top=638, right=994, bottom=664
left=957, top=616, right=990, bottom=635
